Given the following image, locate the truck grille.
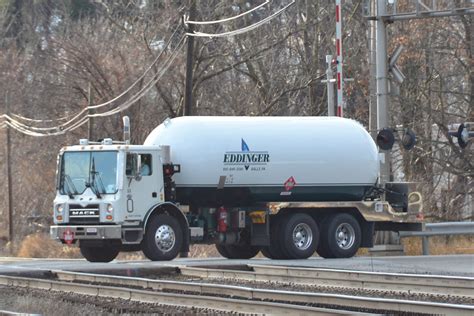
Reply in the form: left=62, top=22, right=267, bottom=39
left=69, top=204, right=100, bottom=224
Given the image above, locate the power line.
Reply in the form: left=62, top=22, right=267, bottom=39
left=184, top=0, right=271, bottom=25
left=0, top=26, right=186, bottom=136
left=4, top=24, right=185, bottom=131
left=186, top=0, right=295, bottom=38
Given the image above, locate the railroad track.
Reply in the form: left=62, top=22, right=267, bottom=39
left=1, top=266, right=472, bottom=315
left=0, top=273, right=367, bottom=315
left=25, top=269, right=474, bottom=315
left=179, top=264, right=474, bottom=298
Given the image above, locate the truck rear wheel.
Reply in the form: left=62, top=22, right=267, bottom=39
left=216, top=244, right=260, bottom=259
left=280, top=213, right=319, bottom=259
left=215, top=244, right=231, bottom=258
left=80, top=244, right=119, bottom=262
left=216, top=229, right=260, bottom=259
left=317, top=213, right=361, bottom=258
left=142, top=214, right=183, bottom=261
left=261, top=215, right=289, bottom=259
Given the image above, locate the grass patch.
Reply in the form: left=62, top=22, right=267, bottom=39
left=401, top=235, right=474, bottom=256
left=16, top=233, right=81, bottom=259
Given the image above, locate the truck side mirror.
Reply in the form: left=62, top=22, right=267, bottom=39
left=126, top=153, right=142, bottom=181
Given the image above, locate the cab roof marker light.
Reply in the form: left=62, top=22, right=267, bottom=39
left=102, top=138, right=113, bottom=145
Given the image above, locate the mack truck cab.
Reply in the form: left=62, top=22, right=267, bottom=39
left=50, top=137, right=188, bottom=262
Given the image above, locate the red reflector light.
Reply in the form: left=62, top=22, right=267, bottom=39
left=63, top=229, right=74, bottom=245
left=163, top=165, right=174, bottom=176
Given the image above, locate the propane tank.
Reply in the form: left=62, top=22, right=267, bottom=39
left=145, top=116, right=379, bottom=206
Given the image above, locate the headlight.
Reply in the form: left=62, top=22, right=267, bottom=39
left=106, top=204, right=114, bottom=214
left=57, top=204, right=64, bottom=213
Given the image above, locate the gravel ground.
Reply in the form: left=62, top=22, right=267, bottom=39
left=1, top=266, right=471, bottom=316
left=0, top=286, right=234, bottom=315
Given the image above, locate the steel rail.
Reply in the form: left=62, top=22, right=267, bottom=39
left=0, top=274, right=364, bottom=316
left=0, top=310, right=23, bottom=316
left=50, top=270, right=474, bottom=316
left=178, top=264, right=474, bottom=298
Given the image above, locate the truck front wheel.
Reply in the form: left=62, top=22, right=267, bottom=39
left=317, top=213, right=361, bottom=258
left=80, top=244, right=119, bottom=262
left=142, top=214, right=183, bottom=261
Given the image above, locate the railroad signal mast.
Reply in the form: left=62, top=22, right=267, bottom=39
left=364, top=0, right=474, bottom=185
left=335, top=0, right=344, bottom=117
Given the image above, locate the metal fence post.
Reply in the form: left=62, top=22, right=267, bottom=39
left=422, top=236, right=429, bottom=255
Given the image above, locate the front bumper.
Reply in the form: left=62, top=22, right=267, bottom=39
left=50, top=225, right=122, bottom=241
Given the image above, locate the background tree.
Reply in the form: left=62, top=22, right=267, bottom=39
left=0, top=0, right=471, bottom=248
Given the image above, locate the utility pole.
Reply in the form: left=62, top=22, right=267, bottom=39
left=183, top=0, right=196, bottom=116
left=87, top=82, right=94, bottom=141
left=375, top=0, right=391, bottom=185
left=5, top=91, right=13, bottom=246
left=368, top=0, right=377, bottom=140
left=335, top=0, right=344, bottom=117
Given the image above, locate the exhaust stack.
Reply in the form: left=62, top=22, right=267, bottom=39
left=123, top=116, right=130, bottom=144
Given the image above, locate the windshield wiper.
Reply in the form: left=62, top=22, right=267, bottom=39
left=89, top=158, right=102, bottom=199
left=63, top=174, right=77, bottom=198
left=94, top=172, right=107, bottom=194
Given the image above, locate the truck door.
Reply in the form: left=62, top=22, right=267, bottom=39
left=126, top=153, right=162, bottom=217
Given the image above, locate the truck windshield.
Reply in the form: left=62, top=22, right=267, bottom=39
left=59, top=151, right=118, bottom=195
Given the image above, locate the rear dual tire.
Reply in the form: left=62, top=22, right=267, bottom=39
left=262, top=213, right=319, bottom=260
left=216, top=243, right=260, bottom=259
left=261, top=215, right=289, bottom=259
left=216, top=229, right=260, bottom=259
left=317, top=213, right=361, bottom=258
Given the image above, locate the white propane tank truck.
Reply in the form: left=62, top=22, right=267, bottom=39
left=50, top=116, right=423, bottom=262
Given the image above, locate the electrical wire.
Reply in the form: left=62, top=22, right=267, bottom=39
left=1, top=112, right=86, bottom=131
left=3, top=117, right=89, bottom=137
left=2, top=26, right=185, bottom=136
left=186, top=0, right=295, bottom=38
left=1, top=34, right=186, bottom=137
left=11, top=112, right=73, bottom=123
left=185, top=0, right=271, bottom=25
left=9, top=23, right=185, bottom=129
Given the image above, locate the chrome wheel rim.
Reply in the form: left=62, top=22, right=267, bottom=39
left=292, top=223, right=313, bottom=250
left=155, top=224, right=176, bottom=252
left=335, top=223, right=355, bottom=250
